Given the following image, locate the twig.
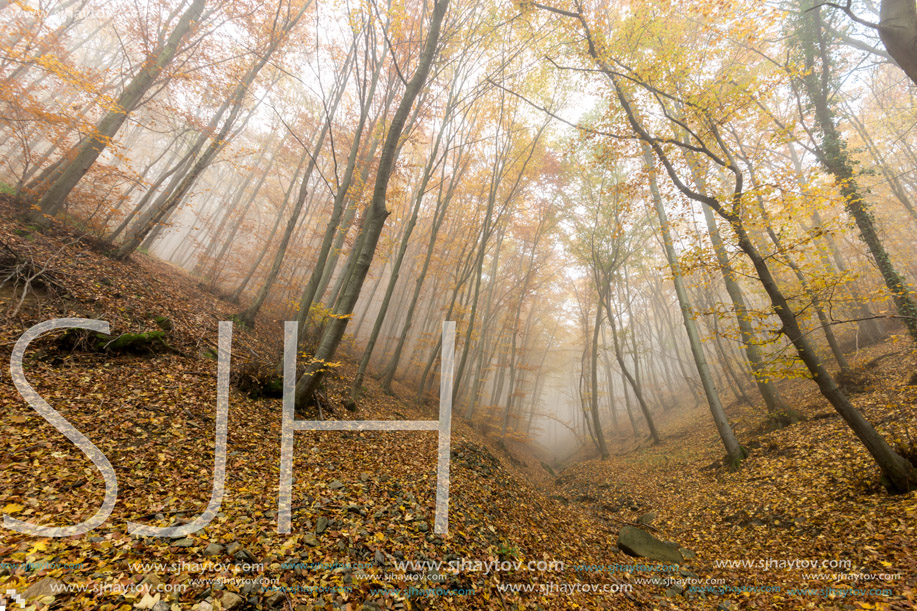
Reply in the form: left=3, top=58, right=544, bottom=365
left=807, top=0, right=880, bottom=30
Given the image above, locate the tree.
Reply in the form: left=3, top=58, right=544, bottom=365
left=644, top=146, right=746, bottom=464
left=293, top=0, right=450, bottom=409
left=113, top=0, right=312, bottom=260
left=238, top=38, right=354, bottom=326
left=529, top=0, right=916, bottom=492
left=26, top=0, right=207, bottom=227
left=792, top=0, right=917, bottom=345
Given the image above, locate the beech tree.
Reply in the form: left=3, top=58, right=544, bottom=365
left=526, top=0, right=916, bottom=492
left=3, top=0, right=916, bottom=498
left=293, top=0, right=450, bottom=408
left=26, top=0, right=207, bottom=227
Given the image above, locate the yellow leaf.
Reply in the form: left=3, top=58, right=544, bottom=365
left=28, top=540, right=47, bottom=553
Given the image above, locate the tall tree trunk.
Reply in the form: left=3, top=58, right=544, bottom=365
left=203, top=144, right=276, bottom=283
left=463, top=225, right=507, bottom=417
left=604, top=297, right=660, bottom=445
left=644, top=148, right=745, bottom=463
left=691, top=171, right=789, bottom=418
left=293, top=73, right=386, bottom=336
left=106, top=134, right=201, bottom=242
left=601, top=347, right=619, bottom=432
left=799, top=2, right=917, bottom=344
left=293, top=0, right=450, bottom=408
left=349, top=84, right=458, bottom=402
left=27, top=0, right=206, bottom=226
left=588, top=305, right=610, bottom=458
left=379, top=155, right=464, bottom=391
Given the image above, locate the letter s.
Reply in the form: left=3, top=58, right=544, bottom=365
left=6, top=318, right=118, bottom=536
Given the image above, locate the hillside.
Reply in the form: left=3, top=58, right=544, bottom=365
left=2, top=195, right=916, bottom=611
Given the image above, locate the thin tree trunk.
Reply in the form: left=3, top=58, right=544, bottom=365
left=28, top=0, right=206, bottom=225
left=294, top=0, right=449, bottom=408
left=643, top=148, right=743, bottom=460
left=605, top=297, right=660, bottom=445
left=691, top=170, right=789, bottom=417
left=588, top=304, right=610, bottom=458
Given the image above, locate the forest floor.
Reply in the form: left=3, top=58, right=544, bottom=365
left=0, top=199, right=915, bottom=611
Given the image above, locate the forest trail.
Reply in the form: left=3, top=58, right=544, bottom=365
left=2, top=196, right=916, bottom=611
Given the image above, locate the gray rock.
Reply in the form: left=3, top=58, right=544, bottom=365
left=374, top=549, right=385, bottom=565
left=679, top=548, right=696, bottom=559
left=303, top=533, right=320, bottom=547
left=221, top=591, right=244, bottom=610
left=716, top=602, right=733, bottom=611
left=415, top=521, right=429, bottom=532
left=266, top=591, right=286, bottom=607
left=23, top=576, right=64, bottom=599
left=617, top=526, right=683, bottom=564
left=203, top=542, right=224, bottom=557
left=328, top=479, right=345, bottom=490
left=171, top=537, right=195, bottom=547
left=316, top=516, right=329, bottom=534
left=234, top=548, right=257, bottom=563
left=665, top=584, right=684, bottom=597
left=226, top=541, right=242, bottom=555
left=637, top=511, right=657, bottom=525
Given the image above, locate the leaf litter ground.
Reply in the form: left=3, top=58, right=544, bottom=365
left=0, top=202, right=915, bottom=610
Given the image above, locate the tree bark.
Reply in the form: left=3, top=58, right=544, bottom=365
left=589, top=304, right=610, bottom=458
left=879, top=0, right=917, bottom=86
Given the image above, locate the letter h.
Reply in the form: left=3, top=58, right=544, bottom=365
left=278, top=321, right=455, bottom=535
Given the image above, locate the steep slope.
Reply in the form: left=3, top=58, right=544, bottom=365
left=1, top=200, right=915, bottom=611
left=0, top=200, right=641, bottom=610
